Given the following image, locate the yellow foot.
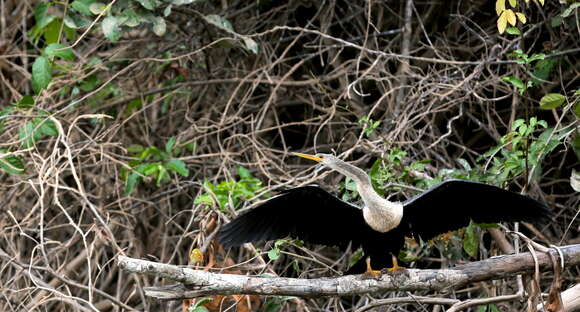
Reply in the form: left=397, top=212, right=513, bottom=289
left=380, top=255, right=408, bottom=276
left=359, top=257, right=384, bottom=280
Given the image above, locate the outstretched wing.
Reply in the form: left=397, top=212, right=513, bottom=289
left=401, top=179, right=552, bottom=241
left=218, top=186, right=376, bottom=250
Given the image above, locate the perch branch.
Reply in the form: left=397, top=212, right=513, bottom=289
left=117, top=244, right=580, bottom=300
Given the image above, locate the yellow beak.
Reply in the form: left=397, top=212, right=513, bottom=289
left=292, top=152, right=323, bottom=162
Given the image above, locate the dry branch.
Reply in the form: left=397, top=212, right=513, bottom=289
left=118, top=244, right=580, bottom=300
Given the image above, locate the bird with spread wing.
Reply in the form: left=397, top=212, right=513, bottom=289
left=218, top=153, right=552, bottom=276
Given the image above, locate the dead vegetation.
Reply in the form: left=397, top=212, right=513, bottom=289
left=0, top=0, right=579, bottom=311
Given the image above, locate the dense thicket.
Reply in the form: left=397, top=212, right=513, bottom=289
left=0, top=0, right=578, bottom=311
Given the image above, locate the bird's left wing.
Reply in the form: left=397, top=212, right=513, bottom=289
left=218, top=186, right=375, bottom=250
left=401, top=179, right=552, bottom=242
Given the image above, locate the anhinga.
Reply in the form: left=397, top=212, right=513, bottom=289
left=218, top=153, right=551, bottom=275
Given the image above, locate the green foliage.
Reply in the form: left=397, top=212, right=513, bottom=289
left=358, top=116, right=381, bottom=137
left=187, top=298, right=213, bottom=312
left=262, top=296, right=296, bottom=312
left=539, top=93, right=566, bottom=109
left=266, top=239, right=292, bottom=261
left=346, top=117, right=565, bottom=263
left=18, top=115, right=59, bottom=148
left=475, top=304, right=500, bottom=312
left=31, top=57, right=52, bottom=93
left=194, top=167, right=264, bottom=211
left=481, top=117, right=563, bottom=184
left=502, top=49, right=547, bottom=95
left=0, top=149, right=25, bottom=175
left=124, top=137, right=190, bottom=194
left=463, top=221, right=479, bottom=258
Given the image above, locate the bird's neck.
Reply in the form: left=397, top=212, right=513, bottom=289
left=348, top=171, right=403, bottom=233
left=331, top=162, right=404, bottom=232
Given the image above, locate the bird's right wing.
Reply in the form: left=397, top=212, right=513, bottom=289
left=218, top=186, right=375, bottom=250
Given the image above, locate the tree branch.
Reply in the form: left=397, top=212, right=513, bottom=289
left=117, top=244, right=580, bottom=300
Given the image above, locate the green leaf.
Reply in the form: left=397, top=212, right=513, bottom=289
left=71, top=0, right=95, bottom=15
left=574, top=102, right=580, bottom=118
left=0, top=149, right=25, bottom=175
left=43, top=19, right=62, bottom=44
left=237, top=167, right=252, bottom=179
left=164, top=159, right=189, bottom=176
left=171, top=0, right=198, bottom=4
left=463, top=222, right=479, bottom=257
left=539, top=93, right=566, bottom=109
left=571, top=170, right=580, bottom=192
left=204, top=14, right=234, bottom=33
left=135, top=0, right=158, bottom=10
left=16, top=95, right=35, bottom=109
left=89, top=2, right=108, bottom=14
left=242, top=37, right=259, bottom=54
left=152, top=16, right=166, bottom=36
left=102, top=16, right=121, bottom=41
left=268, top=248, right=281, bottom=261
left=44, top=43, right=75, bottom=61
left=562, top=2, right=580, bottom=18
left=19, top=122, right=37, bottom=148
left=38, top=118, right=58, bottom=136
left=190, top=298, right=213, bottom=312
left=125, top=172, right=141, bottom=194
left=127, top=144, right=144, bottom=154
left=505, top=27, right=521, bottom=35
left=165, top=137, right=177, bottom=153
left=501, top=76, right=524, bottom=90
left=32, top=56, right=52, bottom=93
left=456, top=158, right=471, bottom=171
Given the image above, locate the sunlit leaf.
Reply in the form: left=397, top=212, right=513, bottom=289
left=102, top=16, right=121, bottom=41
left=562, top=2, right=580, bottom=17
left=572, top=170, right=580, bottom=192
left=508, top=0, right=517, bottom=8
left=515, top=12, right=527, bottom=23
left=152, top=16, right=166, bottom=36
left=505, top=9, right=517, bottom=26
left=539, top=93, right=566, bottom=109
left=495, top=0, right=506, bottom=15
left=89, top=2, right=108, bottom=14
left=242, top=37, right=259, bottom=54
left=497, top=11, right=508, bottom=34
left=204, top=14, right=234, bottom=33
left=190, top=248, right=204, bottom=264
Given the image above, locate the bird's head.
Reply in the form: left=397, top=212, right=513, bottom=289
left=292, top=152, right=368, bottom=182
left=292, top=152, right=339, bottom=167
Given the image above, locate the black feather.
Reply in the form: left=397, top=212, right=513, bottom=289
left=218, top=181, right=552, bottom=274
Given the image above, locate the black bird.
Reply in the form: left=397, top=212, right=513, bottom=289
left=218, top=153, right=551, bottom=275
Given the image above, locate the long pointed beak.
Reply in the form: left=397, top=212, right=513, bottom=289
left=292, top=152, right=323, bottom=162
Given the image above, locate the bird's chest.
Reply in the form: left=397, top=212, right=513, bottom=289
left=363, top=205, right=403, bottom=233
